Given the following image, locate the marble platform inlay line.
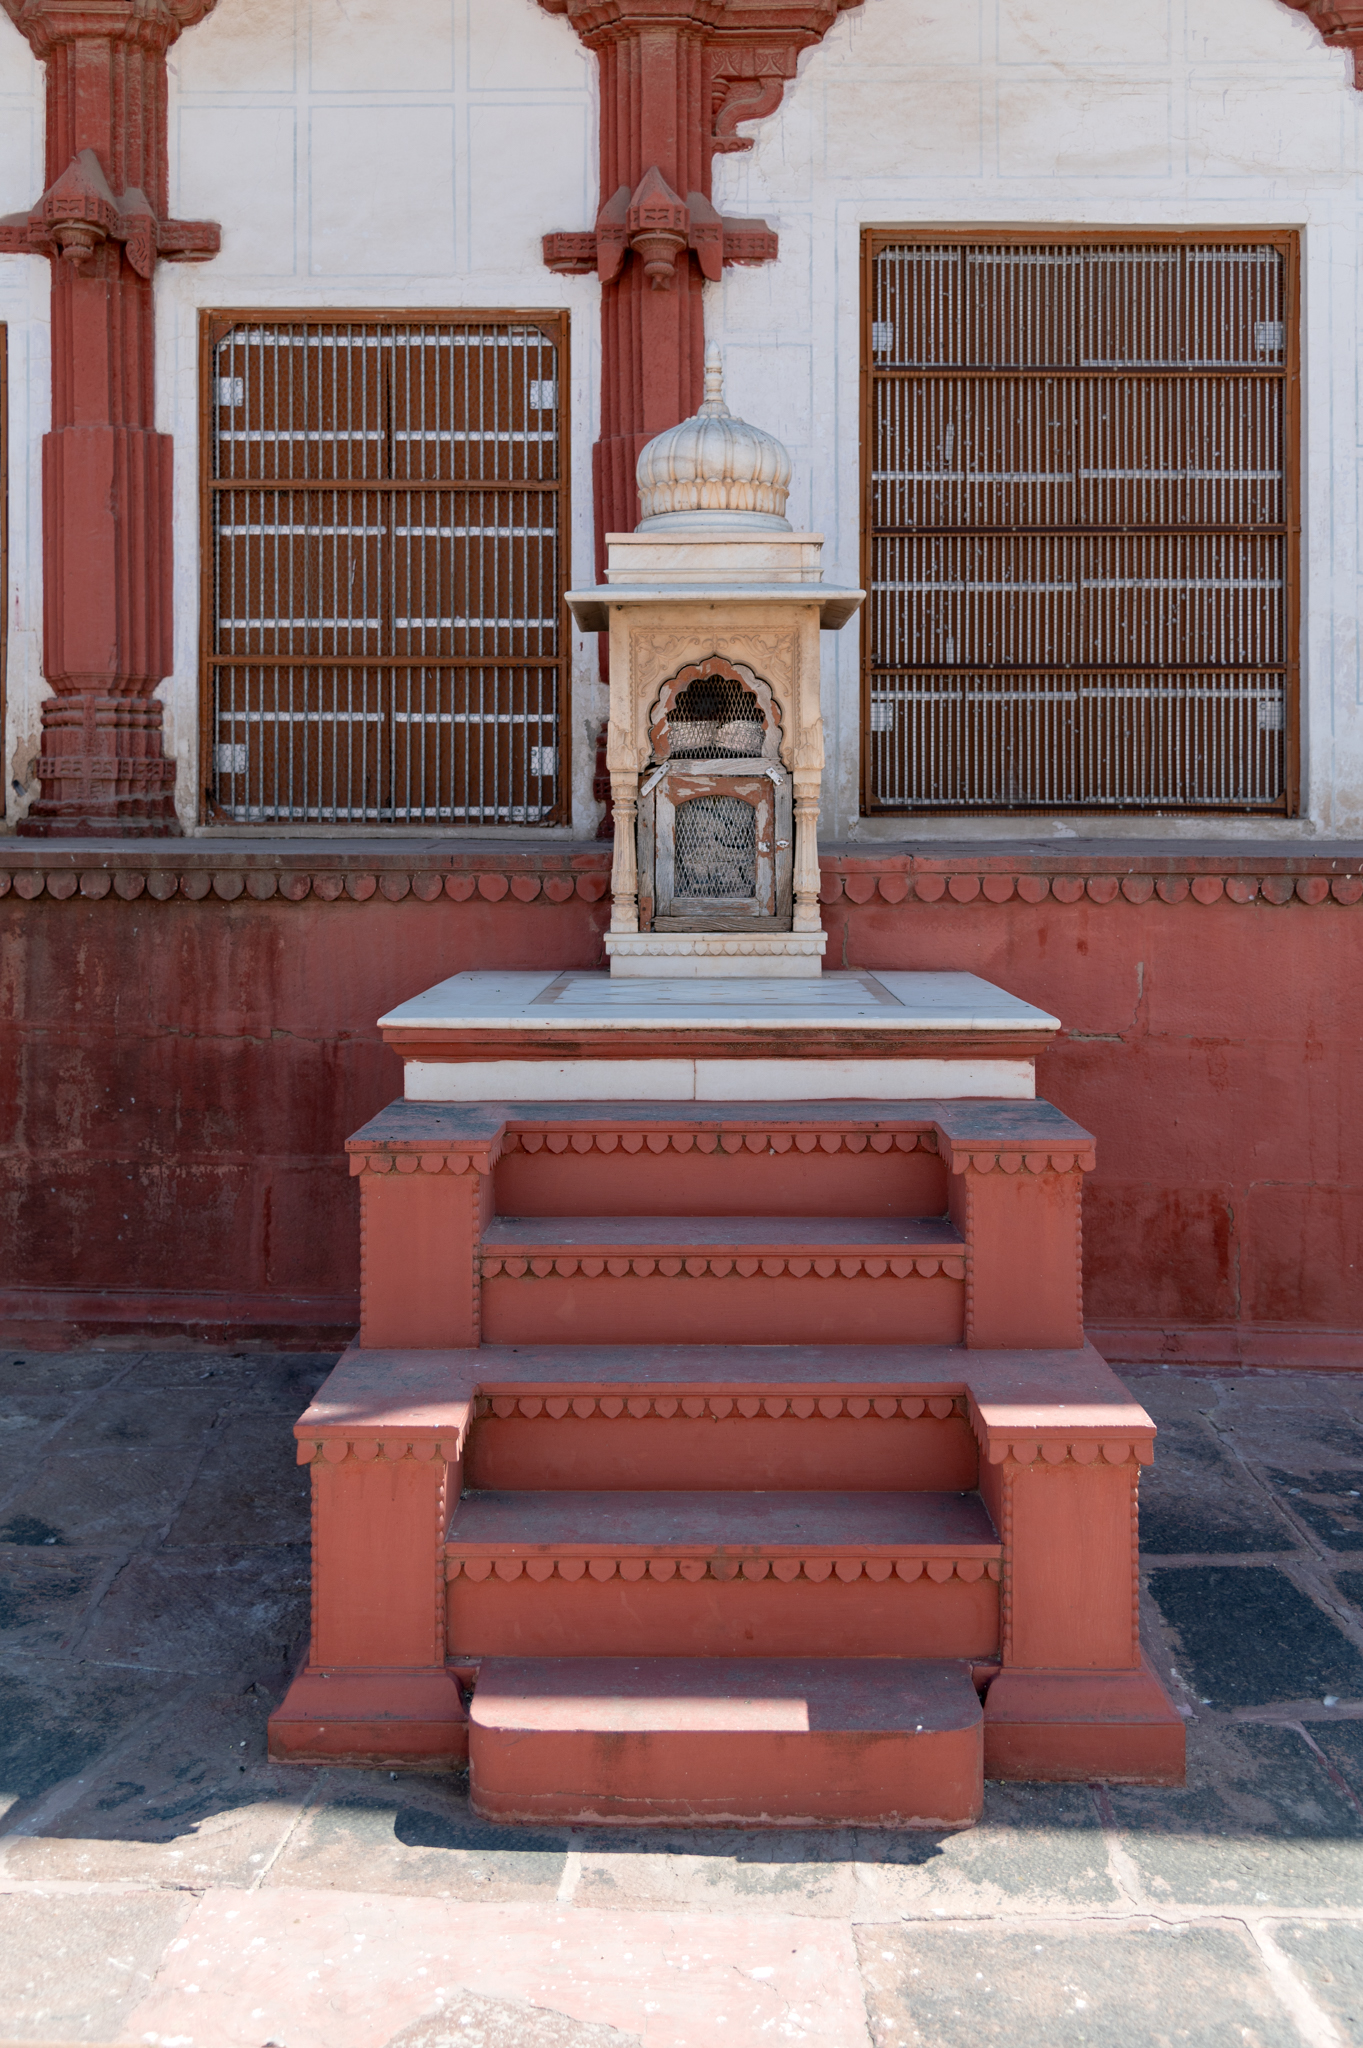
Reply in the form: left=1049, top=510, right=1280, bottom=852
left=380, top=969, right=1060, bottom=1033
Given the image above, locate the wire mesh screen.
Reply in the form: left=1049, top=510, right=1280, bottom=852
left=668, top=675, right=765, bottom=758
left=674, top=796, right=757, bottom=899
left=202, top=316, right=568, bottom=824
left=864, top=239, right=1295, bottom=812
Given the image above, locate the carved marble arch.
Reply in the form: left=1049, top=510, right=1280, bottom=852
left=646, top=656, right=783, bottom=764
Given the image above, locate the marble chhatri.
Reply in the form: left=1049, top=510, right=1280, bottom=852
left=565, top=346, right=862, bottom=971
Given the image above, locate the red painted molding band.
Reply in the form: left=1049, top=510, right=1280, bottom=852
left=2, top=850, right=1360, bottom=905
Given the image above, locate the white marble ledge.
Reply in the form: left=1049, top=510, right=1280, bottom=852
left=378, top=969, right=1061, bottom=1035
left=405, top=1057, right=1036, bottom=1102
left=564, top=584, right=864, bottom=633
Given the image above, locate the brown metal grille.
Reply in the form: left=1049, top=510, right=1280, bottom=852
left=200, top=313, right=569, bottom=825
left=862, top=234, right=1298, bottom=813
left=668, top=674, right=765, bottom=758
left=673, top=794, right=758, bottom=899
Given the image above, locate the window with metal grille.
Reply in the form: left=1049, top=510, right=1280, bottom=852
left=668, top=675, right=765, bottom=759
left=200, top=312, right=568, bottom=825
left=862, top=232, right=1299, bottom=814
left=674, top=795, right=758, bottom=899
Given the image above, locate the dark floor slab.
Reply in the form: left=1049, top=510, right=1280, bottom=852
left=0, top=1391, right=88, bottom=1449
left=265, top=1776, right=572, bottom=1902
left=1308, top=1716, right=1363, bottom=1802
left=1138, top=1416, right=1293, bottom=1556
left=1266, top=1467, right=1363, bottom=1551
left=1275, top=1922, right=1363, bottom=2046
left=43, top=1384, right=225, bottom=1451
left=852, top=1781, right=1117, bottom=1913
left=0, top=1445, right=206, bottom=1541
left=0, top=1652, right=169, bottom=1816
left=856, top=1922, right=1297, bottom=2048
left=5, top=1675, right=307, bottom=1886
left=123, top=1349, right=337, bottom=1409
left=77, top=1544, right=310, bottom=1680
left=1337, top=1568, right=1363, bottom=1615
left=0, top=1509, right=69, bottom=1544
left=165, top=1413, right=311, bottom=1546
left=1147, top=1565, right=1363, bottom=1707
left=570, top=1827, right=861, bottom=1917
left=1108, top=1720, right=1363, bottom=1911
left=1215, top=1384, right=1363, bottom=1464
left=0, top=1349, right=130, bottom=1397
left=0, top=1545, right=108, bottom=1646
left=0, top=1887, right=193, bottom=2041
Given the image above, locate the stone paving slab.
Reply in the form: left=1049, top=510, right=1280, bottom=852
left=1, top=1353, right=1362, bottom=2046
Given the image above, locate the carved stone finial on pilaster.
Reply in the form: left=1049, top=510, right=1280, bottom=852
left=1280, top=0, right=1363, bottom=84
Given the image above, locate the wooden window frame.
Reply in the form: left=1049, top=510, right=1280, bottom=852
left=197, top=306, right=572, bottom=830
left=859, top=225, right=1302, bottom=818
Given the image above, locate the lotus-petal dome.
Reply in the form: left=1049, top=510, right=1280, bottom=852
left=635, top=345, right=793, bottom=532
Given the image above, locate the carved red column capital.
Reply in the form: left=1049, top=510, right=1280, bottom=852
left=1280, top=0, right=1363, bottom=84
left=539, top=0, right=860, bottom=561
left=0, top=0, right=223, bottom=836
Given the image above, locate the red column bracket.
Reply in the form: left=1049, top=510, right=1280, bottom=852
left=1280, top=0, right=1363, bottom=84
left=0, top=0, right=223, bottom=837
left=538, top=0, right=860, bottom=559
left=542, top=174, right=778, bottom=286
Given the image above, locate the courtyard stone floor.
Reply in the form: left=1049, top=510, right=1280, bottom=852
left=0, top=1349, right=1362, bottom=2046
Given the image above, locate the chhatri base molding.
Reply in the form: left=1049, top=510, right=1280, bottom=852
left=2, top=843, right=1361, bottom=905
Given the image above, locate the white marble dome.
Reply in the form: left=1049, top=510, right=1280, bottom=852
left=635, top=345, right=793, bottom=532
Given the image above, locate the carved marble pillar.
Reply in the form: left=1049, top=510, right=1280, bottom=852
left=0, top=0, right=221, bottom=836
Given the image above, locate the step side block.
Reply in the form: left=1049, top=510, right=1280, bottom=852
left=469, top=1655, right=983, bottom=1827
left=268, top=1667, right=469, bottom=1769
left=982, top=1658, right=1186, bottom=1785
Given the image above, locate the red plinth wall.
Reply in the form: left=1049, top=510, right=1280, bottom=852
left=1, top=841, right=1361, bottom=1366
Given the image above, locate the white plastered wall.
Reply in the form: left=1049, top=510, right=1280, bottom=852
left=710, top=0, right=1363, bottom=840
left=2, top=0, right=1361, bottom=840
left=0, top=0, right=605, bottom=834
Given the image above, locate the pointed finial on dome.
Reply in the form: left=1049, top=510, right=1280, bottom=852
left=634, top=342, right=793, bottom=532
left=700, top=343, right=726, bottom=416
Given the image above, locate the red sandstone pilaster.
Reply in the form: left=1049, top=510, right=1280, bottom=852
left=357, top=1157, right=492, bottom=1350
left=540, top=0, right=858, bottom=553
left=0, top=0, right=221, bottom=835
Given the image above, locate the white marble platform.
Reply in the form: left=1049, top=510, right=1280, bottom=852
left=379, top=970, right=1059, bottom=1103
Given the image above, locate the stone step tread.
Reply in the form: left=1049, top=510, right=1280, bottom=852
left=447, top=1487, right=999, bottom=1556
left=482, top=1214, right=963, bottom=1255
left=354, top=1096, right=1089, bottom=1144
left=470, top=1655, right=982, bottom=1735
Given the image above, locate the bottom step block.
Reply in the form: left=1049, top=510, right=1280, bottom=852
left=983, top=1658, right=1186, bottom=1785
left=469, top=1655, right=983, bottom=1827
left=268, top=1667, right=469, bottom=1769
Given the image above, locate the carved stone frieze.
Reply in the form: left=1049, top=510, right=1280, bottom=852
left=447, top=1553, right=1000, bottom=1585
left=481, top=1251, right=966, bottom=1281
left=475, top=1390, right=963, bottom=1420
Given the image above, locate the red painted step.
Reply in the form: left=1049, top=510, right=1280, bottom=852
left=469, top=1655, right=985, bottom=1826
left=445, top=1489, right=1001, bottom=1660
left=465, top=1382, right=979, bottom=1492
left=479, top=1215, right=966, bottom=1345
